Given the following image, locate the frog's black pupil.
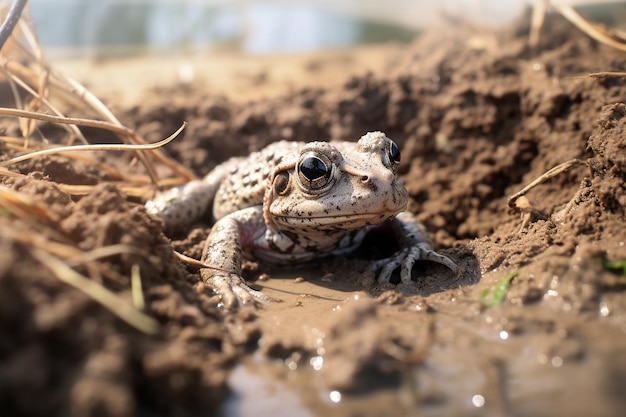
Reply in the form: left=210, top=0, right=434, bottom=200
left=389, top=141, right=401, bottom=163
left=300, top=156, right=327, bottom=181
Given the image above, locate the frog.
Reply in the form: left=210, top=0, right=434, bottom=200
left=146, top=131, right=458, bottom=308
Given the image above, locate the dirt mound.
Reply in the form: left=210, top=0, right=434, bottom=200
left=1, top=12, right=625, bottom=417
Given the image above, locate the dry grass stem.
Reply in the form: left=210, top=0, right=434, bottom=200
left=49, top=70, right=197, bottom=182
left=0, top=3, right=176, bottom=337
left=530, top=2, right=626, bottom=52
left=0, top=184, right=51, bottom=220
left=529, top=0, right=548, bottom=48
left=31, top=248, right=160, bottom=334
left=554, top=4, right=626, bottom=51
left=0, top=167, right=21, bottom=177
left=0, top=0, right=28, bottom=51
left=81, top=244, right=149, bottom=262
left=1, top=12, right=196, bottom=184
left=175, top=250, right=210, bottom=269
left=585, top=72, right=626, bottom=80
left=0, top=106, right=138, bottom=137
left=508, top=159, right=586, bottom=209
left=1, top=63, right=89, bottom=144
left=174, top=250, right=235, bottom=275
left=131, top=264, right=146, bottom=311
left=0, top=120, right=187, bottom=167
left=2, top=220, right=159, bottom=334
left=54, top=181, right=182, bottom=199
left=5, top=59, right=90, bottom=110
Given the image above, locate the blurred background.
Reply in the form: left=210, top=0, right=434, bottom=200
left=27, top=0, right=626, bottom=59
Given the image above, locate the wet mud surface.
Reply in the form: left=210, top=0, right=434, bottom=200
left=2, top=13, right=626, bottom=417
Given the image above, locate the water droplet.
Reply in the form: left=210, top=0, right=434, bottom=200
left=550, top=275, right=559, bottom=288
left=551, top=356, right=563, bottom=367
left=330, top=390, right=342, bottom=403
left=285, top=359, right=297, bottom=370
left=472, top=394, right=485, bottom=407
left=600, top=303, right=610, bottom=317
left=499, top=330, right=509, bottom=340
left=310, top=356, right=324, bottom=371
left=545, top=289, right=559, bottom=298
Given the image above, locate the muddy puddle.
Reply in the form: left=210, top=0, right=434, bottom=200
left=1, top=10, right=626, bottom=417
left=220, top=265, right=626, bottom=417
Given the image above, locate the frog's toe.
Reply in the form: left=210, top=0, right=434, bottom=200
left=201, top=270, right=270, bottom=310
left=369, top=245, right=458, bottom=284
left=367, top=249, right=407, bottom=283
left=418, top=247, right=458, bottom=274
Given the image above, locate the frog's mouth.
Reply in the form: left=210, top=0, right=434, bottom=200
left=272, top=208, right=405, bottom=229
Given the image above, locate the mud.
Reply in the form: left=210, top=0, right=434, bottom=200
left=1, top=12, right=626, bottom=417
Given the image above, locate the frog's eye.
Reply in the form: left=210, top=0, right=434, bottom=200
left=297, top=152, right=334, bottom=191
left=385, top=140, right=401, bottom=172
left=389, top=141, right=401, bottom=164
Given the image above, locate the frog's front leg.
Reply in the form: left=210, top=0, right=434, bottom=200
left=146, top=165, right=229, bottom=231
left=200, top=206, right=269, bottom=308
left=369, top=212, right=458, bottom=284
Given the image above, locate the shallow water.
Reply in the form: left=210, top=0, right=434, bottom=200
left=27, top=0, right=621, bottom=58
left=28, top=1, right=418, bottom=57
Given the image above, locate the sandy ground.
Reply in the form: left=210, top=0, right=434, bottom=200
left=52, top=43, right=405, bottom=105
left=1, top=12, right=626, bottom=417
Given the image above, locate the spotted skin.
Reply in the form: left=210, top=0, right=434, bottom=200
left=146, top=132, right=457, bottom=308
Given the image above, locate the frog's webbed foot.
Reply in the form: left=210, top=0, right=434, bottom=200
left=368, top=244, right=458, bottom=284
left=368, top=212, right=458, bottom=284
left=201, top=269, right=271, bottom=310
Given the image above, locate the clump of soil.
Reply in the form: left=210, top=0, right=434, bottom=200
left=2, top=11, right=626, bottom=417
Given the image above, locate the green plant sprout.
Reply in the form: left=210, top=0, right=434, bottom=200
left=481, top=271, right=520, bottom=307
left=600, top=259, right=626, bottom=277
